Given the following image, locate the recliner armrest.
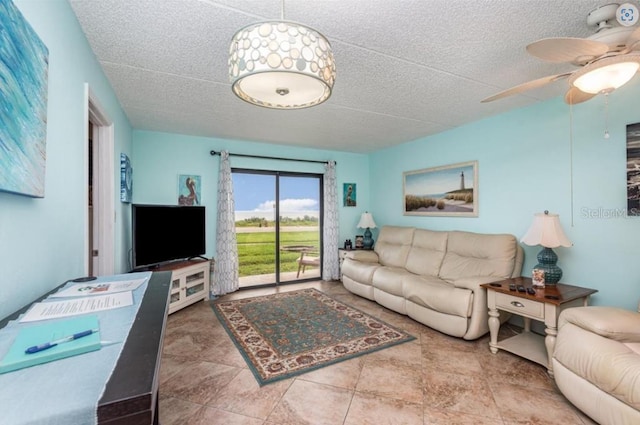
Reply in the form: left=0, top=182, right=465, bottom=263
left=344, top=250, right=379, bottom=263
left=559, top=306, right=640, bottom=343
left=450, top=277, right=505, bottom=291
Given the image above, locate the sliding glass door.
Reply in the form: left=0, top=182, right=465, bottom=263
left=233, top=172, right=276, bottom=287
left=233, top=170, right=322, bottom=288
left=278, top=175, right=321, bottom=283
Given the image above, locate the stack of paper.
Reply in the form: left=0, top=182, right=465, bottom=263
left=0, top=275, right=149, bottom=374
left=50, top=277, right=146, bottom=298
left=19, top=276, right=147, bottom=322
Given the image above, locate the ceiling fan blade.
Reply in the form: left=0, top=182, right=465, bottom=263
left=629, top=27, right=640, bottom=50
left=526, top=38, right=609, bottom=63
left=481, top=73, right=572, bottom=103
left=564, top=87, right=596, bottom=105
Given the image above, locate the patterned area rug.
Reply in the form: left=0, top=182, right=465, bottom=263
left=211, top=288, right=415, bottom=386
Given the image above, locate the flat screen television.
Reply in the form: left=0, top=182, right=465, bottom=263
left=132, top=204, right=206, bottom=270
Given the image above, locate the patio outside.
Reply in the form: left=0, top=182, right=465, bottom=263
left=236, top=215, right=320, bottom=287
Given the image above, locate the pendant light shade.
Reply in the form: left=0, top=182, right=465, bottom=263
left=228, top=21, right=336, bottom=109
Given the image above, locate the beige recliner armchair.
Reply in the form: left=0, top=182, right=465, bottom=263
left=553, top=304, right=640, bottom=424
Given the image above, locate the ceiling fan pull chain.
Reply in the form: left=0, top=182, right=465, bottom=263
left=604, top=92, right=610, bottom=139
left=569, top=95, right=575, bottom=226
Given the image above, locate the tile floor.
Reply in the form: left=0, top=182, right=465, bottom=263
left=159, top=280, right=597, bottom=425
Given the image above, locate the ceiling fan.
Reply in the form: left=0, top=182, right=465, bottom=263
left=482, top=3, right=640, bottom=105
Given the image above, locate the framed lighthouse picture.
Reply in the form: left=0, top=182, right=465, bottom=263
left=402, top=161, right=478, bottom=217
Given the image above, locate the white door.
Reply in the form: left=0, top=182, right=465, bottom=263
left=85, top=85, right=115, bottom=276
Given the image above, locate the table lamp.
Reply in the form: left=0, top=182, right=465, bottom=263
left=520, top=210, right=572, bottom=284
left=357, top=212, right=377, bottom=250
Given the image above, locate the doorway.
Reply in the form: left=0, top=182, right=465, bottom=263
left=233, top=169, right=323, bottom=287
left=85, top=85, right=115, bottom=276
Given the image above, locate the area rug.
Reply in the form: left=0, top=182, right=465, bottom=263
left=211, top=288, right=415, bottom=386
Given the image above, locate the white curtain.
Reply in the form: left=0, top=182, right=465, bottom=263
left=322, top=161, right=340, bottom=280
left=211, top=151, right=239, bottom=297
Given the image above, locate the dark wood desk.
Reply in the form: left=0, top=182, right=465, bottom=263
left=98, top=271, right=171, bottom=424
left=0, top=271, right=171, bottom=425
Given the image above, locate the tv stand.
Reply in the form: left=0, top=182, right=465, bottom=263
left=188, top=255, right=209, bottom=261
left=130, top=263, right=161, bottom=272
left=154, top=259, right=210, bottom=314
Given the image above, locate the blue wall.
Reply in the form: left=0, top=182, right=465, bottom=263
left=3, top=0, right=639, bottom=321
left=370, top=78, right=640, bottom=310
left=131, top=130, right=370, bottom=263
left=0, top=0, right=132, bottom=319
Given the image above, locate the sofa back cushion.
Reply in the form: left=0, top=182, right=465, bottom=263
left=374, top=226, right=415, bottom=267
left=439, top=231, right=518, bottom=281
left=404, top=229, right=448, bottom=277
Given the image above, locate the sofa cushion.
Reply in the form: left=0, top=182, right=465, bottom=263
left=404, top=229, right=448, bottom=277
left=555, top=321, right=640, bottom=410
left=439, top=231, right=517, bottom=281
left=403, top=275, right=473, bottom=318
left=374, top=226, right=414, bottom=268
left=372, top=266, right=413, bottom=297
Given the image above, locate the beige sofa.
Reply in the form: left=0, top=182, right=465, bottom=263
left=341, top=225, right=523, bottom=340
left=553, top=306, right=640, bottom=424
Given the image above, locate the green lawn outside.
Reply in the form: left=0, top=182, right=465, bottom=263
left=236, top=230, right=320, bottom=276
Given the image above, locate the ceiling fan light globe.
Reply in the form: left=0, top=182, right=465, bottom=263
left=572, top=61, right=640, bottom=94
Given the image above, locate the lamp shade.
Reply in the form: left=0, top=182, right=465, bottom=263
left=228, top=21, right=336, bottom=109
left=520, top=211, right=572, bottom=248
left=569, top=55, right=640, bottom=94
left=357, top=212, right=377, bottom=229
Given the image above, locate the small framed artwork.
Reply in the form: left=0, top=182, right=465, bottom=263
left=403, top=160, right=478, bottom=217
left=626, top=122, right=640, bottom=216
left=355, top=235, right=364, bottom=249
left=343, top=183, right=356, bottom=206
left=178, top=174, right=201, bottom=206
left=532, top=269, right=545, bottom=288
left=120, top=153, right=132, bottom=203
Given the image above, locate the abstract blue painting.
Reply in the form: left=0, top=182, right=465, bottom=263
left=0, top=0, right=49, bottom=197
left=120, top=153, right=132, bottom=203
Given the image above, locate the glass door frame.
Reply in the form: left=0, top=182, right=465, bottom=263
left=232, top=167, right=324, bottom=288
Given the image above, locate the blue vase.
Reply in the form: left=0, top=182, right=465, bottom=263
left=534, top=247, right=562, bottom=284
left=363, top=228, right=374, bottom=250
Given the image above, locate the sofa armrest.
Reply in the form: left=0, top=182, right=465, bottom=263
left=449, top=277, right=504, bottom=291
left=344, top=250, right=379, bottom=263
left=560, top=306, right=640, bottom=343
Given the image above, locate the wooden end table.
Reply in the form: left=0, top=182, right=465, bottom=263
left=481, top=277, right=597, bottom=376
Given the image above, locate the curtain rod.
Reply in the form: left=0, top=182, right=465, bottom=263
left=210, top=150, right=334, bottom=165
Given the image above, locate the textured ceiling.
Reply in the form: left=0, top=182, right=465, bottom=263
left=69, top=0, right=613, bottom=153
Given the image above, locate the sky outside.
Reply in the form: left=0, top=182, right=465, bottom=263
left=232, top=173, right=319, bottom=212
left=405, top=164, right=474, bottom=196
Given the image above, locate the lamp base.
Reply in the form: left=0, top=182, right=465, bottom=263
left=362, top=228, right=374, bottom=250
left=533, top=247, right=562, bottom=284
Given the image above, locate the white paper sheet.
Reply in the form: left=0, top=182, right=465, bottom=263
left=20, top=292, right=134, bottom=322
left=49, top=277, right=147, bottom=298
